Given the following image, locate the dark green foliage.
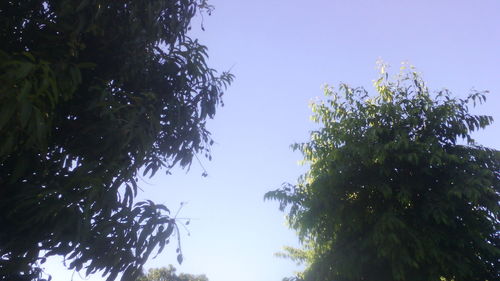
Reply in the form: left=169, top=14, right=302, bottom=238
left=266, top=66, right=499, bottom=281
left=0, top=1, right=232, bottom=280
left=137, top=265, right=209, bottom=281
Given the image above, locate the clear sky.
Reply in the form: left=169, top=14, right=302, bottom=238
left=45, top=1, right=500, bottom=280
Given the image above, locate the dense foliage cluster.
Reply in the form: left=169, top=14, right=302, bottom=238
left=138, top=265, right=209, bottom=281
left=266, top=67, right=499, bottom=281
left=0, top=1, right=232, bottom=280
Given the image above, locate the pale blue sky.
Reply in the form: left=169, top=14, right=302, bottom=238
left=45, top=1, right=500, bottom=280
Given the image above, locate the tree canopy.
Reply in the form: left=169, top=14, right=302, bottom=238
left=0, top=1, right=232, bottom=280
left=266, top=65, right=499, bottom=281
left=137, top=265, right=209, bottom=281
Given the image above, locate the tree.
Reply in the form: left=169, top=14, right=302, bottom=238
left=137, top=265, right=209, bottom=281
left=0, top=1, right=232, bottom=280
left=266, top=65, right=499, bottom=281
